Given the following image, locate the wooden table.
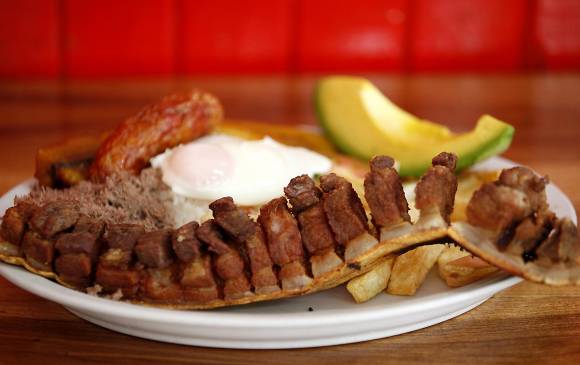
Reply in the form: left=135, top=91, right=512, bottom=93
left=0, top=74, right=579, bottom=364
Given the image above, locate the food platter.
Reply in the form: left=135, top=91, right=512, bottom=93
left=0, top=156, right=576, bottom=349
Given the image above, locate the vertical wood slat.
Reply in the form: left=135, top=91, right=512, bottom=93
left=409, top=0, right=528, bottom=72
left=176, top=0, right=293, bottom=74
left=2, top=0, right=580, bottom=78
left=0, top=0, right=60, bottom=78
left=63, top=0, right=176, bottom=78
left=296, top=0, right=408, bottom=72
left=530, top=0, right=580, bottom=70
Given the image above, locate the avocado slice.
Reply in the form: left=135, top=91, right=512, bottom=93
left=315, top=76, right=514, bottom=177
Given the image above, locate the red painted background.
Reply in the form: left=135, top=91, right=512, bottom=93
left=0, top=0, right=579, bottom=78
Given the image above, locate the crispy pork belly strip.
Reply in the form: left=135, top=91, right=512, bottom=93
left=499, top=167, right=548, bottom=212
left=209, top=196, right=279, bottom=292
left=257, top=197, right=312, bottom=289
left=209, top=197, right=255, bottom=242
left=285, top=175, right=336, bottom=255
left=135, top=229, right=175, bottom=269
left=284, top=175, right=342, bottom=278
left=320, top=173, right=369, bottom=245
left=0, top=203, right=37, bottom=253
left=196, top=220, right=253, bottom=300
left=415, top=152, right=458, bottom=224
left=364, top=156, right=410, bottom=228
left=319, top=173, right=379, bottom=263
left=450, top=167, right=580, bottom=286
left=242, top=223, right=279, bottom=293
left=171, top=222, right=202, bottom=262
left=0, top=152, right=468, bottom=309
left=258, top=197, right=305, bottom=265
left=466, top=183, right=531, bottom=235
left=284, top=175, right=323, bottom=215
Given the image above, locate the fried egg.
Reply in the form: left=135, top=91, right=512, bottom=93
left=151, top=134, right=332, bottom=211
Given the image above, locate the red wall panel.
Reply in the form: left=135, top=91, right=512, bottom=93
left=178, top=0, right=292, bottom=73
left=0, top=0, right=60, bottom=78
left=64, top=0, right=176, bottom=77
left=297, top=0, right=407, bottom=72
left=410, top=0, right=527, bottom=71
left=532, top=0, right=580, bottom=69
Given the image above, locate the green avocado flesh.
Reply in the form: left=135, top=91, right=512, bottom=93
left=315, top=76, right=515, bottom=177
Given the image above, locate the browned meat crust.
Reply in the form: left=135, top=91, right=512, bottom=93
left=467, top=183, right=531, bottom=234
left=209, top=197, right=255, bottom=242
left=258, top=197, right=305, bottom=265
left=320, top=173, right=368, bottom=245
left=364, top=155, right=410, bottom=228
left=536, top=219, right=580, bottom=265
left=195, top=220, right=231, bottom=255
left=285, top=175, right=336, bottom=255
left=415, top=152, right=458, bottom=223
left=209, top=197, right=278, bottom=291
left=499, top=167, right=548, bottom=212
left=103, top=224, right=145, bottom=251
left=508, top=211, right=555, bottom=257
left=195, top=219, right=252, bottom=299
left=462, top=166, right=580, bottom=276
left=30, top=201, right=80, bottom=238
left=284, top=175, right=322, bottom=214
left=0, top=203, right=37, bottom=248
left=134, top=229, right=175, bottom=269
left=171, top=222, right=201, bottom=262
left=179, top=255, right=217, bottom=288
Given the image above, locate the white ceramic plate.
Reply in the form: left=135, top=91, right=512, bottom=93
left=0, top=157, right=576, bottom=349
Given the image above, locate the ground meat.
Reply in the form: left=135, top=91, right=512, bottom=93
left=172, top=221, right=201, bottom=262
left=284, top=175, right=321, bottom=214
left=320, top=174, right=368, bottom=245
left=103, top=224, right=145, bottom=251
left=364, top=155, right=410, bottom=228
left=283, top=176, right=335, bottom=255
left=467, top=183, right=532, bottom=233
left=209, top=197, right=255, bottom=242
left=30, top=201, right=80, bottom=238
left=258, top=197, right=304, bottom=265
left=415, top=152, right=458, bottom=223
left=196, top=219, right=231, bottom=255
left=17, top=168, right=175, bottom=231
left=134, top=229, right=174, bottom=269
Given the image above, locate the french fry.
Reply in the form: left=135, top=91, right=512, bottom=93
left=386, top=244, right=445, bottom=296
left=346, top=258, right=395, bottom=303
left=438, top=245, right=498, bottom=288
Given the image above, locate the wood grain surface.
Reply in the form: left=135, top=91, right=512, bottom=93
left=0, top=74, right=579, bottom=364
